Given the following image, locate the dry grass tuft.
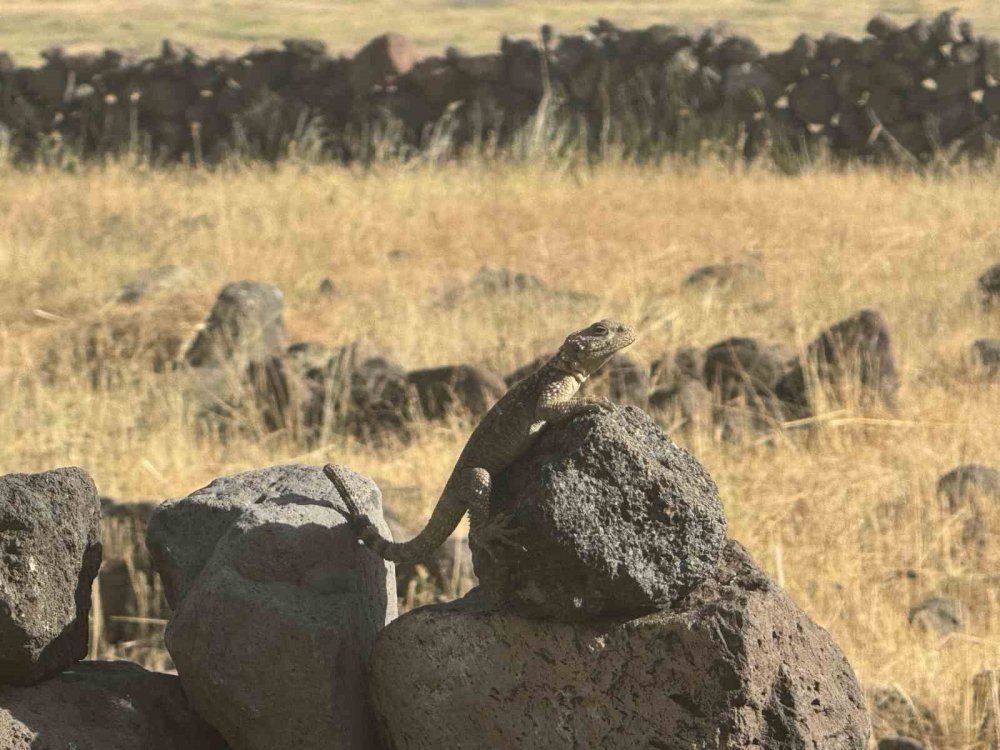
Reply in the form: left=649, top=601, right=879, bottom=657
left=1, top=158, right=998, bottom=746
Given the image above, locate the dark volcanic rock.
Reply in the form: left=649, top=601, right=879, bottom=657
left=703, top=336, right=794, bottom=403
left=0, top=661, right=226, bottom=750
left=0, top=468, right=102, bottom=685
left=184, top=281, right=286, bottom=369
left=406, top=364, right=507, bottom=420
left=475, top=406, right=727, bottom=621
left=147, top=464, right=396, bottom=750
left=370, top=541, right=870, bottom=750
left=776, top=309, right=899, bottom=417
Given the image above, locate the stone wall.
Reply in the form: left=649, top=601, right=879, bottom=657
left=1, top=10, right=998, bottom=164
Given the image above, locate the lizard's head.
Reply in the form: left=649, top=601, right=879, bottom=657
left=556, top=319, right=637, bottom=376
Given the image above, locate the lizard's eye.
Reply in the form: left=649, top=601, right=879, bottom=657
left=593, top=324, right=609, bottom=336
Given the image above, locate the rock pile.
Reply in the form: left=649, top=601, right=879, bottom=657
left=0, top=468, right=222, bottom=749
left=2, top=10, right=999, bottom=165
left=366, top=407, right=872, bottom=748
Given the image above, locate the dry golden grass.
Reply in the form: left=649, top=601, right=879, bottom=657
left=4, top=0, right=1000, bottom=63
left=1, top=158, right=998, bottom=747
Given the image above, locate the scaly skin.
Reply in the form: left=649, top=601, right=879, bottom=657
left=324, top=319, right=637, bottom=564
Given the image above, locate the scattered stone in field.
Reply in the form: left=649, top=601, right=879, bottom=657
left=371, top=541, right=870, bottom=749
left=930, top=9, right=963, bottom=46
left=979, top=263, right=1000, bottom=309
left=973, top=339, right=1000, bottom=379
left=972, top=669, right=999, bottom=749
left=406, top=364, right=507, bottom=421
left=703, top=337, right=795, bottom=404
left=908, top=597, right=965, bottom=636
left=318, top=277, right=336, bottom=296
left=380, top=484, right=476, bottom=603
left=476, top=406, right=727, bottom=621
left=115, top=265, right=194, bottom=304
left=148, top=464, right=396, bottom=750
left=868, top=685, right=945, bottom=748
left=877, top=738, right=926, bottom=750
left=184, top=281, right=286, bottom=370
left=584, top=353, right=650, bottom=406
left=682, top=260, right=764, bottom=291
left=444, top=265, right=595, bottom=308
left=648, top=379, right=712, bottom=432
left=722, top=63, right=782, bottom=114
left=937, top=464, right=1000, bottom=513
left=350, top=33, right=420, bottom=96
left=98, top=499, right=168, bottom=647
left=776, top=309, right=899, bottom=417
left=0, top=468, right=102, bottom=686
left=0, top=661, right=226, bottom=750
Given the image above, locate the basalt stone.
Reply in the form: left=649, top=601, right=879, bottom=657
left=0, top=468, right=102, bottom=685
left=475, top=406, right=727, bottom=621
left=370, top=541, right=870, bottom=750
left=183, top=281, right=286, bottom=370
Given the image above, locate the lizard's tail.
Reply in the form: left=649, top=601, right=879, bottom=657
left=323, top=464, right=465, bottom=565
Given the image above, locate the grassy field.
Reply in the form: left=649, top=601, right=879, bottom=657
left=3, top=0, right=1000, bottom=63
left=1, top=158, right=998, bottom=746
left=1, top=1, right=999, bottom=747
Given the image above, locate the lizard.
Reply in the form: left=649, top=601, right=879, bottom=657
left=323, top=318, right=637, bottom=564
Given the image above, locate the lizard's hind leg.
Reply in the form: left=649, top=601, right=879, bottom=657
left=463, top=467, right=525, bottom=561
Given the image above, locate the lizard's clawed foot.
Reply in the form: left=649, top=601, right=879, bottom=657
left=473, top=512, right=526, bottom=562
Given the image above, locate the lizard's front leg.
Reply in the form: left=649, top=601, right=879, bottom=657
left=462, top=467, right=523, bottom=561
left=535, top=377, right=614, bottom=425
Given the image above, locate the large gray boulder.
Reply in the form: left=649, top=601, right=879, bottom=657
left=147, top=464, right=396, bottom=750
left=371, top=541, right=870, bottom=749
left=475, top=406, right=727, bottom=621
left=184, top=281, right=286, bottom=369
left=0, top=661, right=226, bottom=750
left=0, top=468, right=102, bottom=685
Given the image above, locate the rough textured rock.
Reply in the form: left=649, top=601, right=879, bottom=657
left=184, top=281, right=286, bottom=370
left=867, top=685, right=945, bottom=748
left=0, top=660, right=226, bottom=750
left=476, top=406, right=727, bottom=621
left=147, top=464, right=396, bottom=750
left=406, top=364, right=507, bottom=421
left=371, top=540, right=870, bottom=750
left=776, top=309, right=899, bottom=417
left=0, top=468, right=102, bottom=685
left=907, top=597, right=965, bottom=636
left=937, top=464, right=999, bottom=513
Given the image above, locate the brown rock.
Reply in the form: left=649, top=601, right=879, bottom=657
left=0, top=661, right=226, bottom=750
left=789, top=75, right=839, bottom=123
left=370, top=541, right=870, bottom=749
left=350, top=33, right=420, bottom=97
left=406, top=364, right=506, bottom=421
